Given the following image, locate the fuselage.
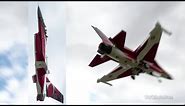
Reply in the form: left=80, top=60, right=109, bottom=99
left=97, top=43, right=172, bottom=80
left=34, top=13, right=47, bottom=101
left=33, top=6, right=64, bottom=103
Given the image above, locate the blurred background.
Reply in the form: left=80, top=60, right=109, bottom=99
left=0, top=2, right=28, bottom=104
left=0, top=1, right=185, bottom=105
left=66, top=1, right=185, bottom=105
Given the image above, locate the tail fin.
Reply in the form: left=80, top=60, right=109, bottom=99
left=46, top=77, right=64, bottom=103
left=89, top=30, right=126, bottom=67
left=109, top=30, right=126, bottom=51
left=91, top=26, right=113, bottom=46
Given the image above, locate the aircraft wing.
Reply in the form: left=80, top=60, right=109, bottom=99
left=142, top=60, right=173, bottom=80
left=46, top=77, right=64, bottom=103
left=89, top=54, right=111, bottom=67
left=109, top=30, right=126, bottom=51
left=135, top=22, right=163, bottom=62
left=98, top=65, right=133, bottom=83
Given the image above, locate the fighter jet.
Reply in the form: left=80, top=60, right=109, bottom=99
left=32, top=6, right=64, bottom=103
left=89, top=22, right=173, bottom=86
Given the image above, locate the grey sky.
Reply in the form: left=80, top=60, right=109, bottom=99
left=66, top=2, right=185, bottom=104
left=0, top=1, right=185, bottom=104
left=0, top=2, right=28, bottom=104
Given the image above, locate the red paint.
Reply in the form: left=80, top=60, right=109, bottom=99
left=89, top=54, right=111, bottom=67
left=143, top=44, right=159, bottom=62
left=89, top=27, right=172, bottom=82
left=110, top=66, right=122, bottom=74
left=151, top=61, right=165, bottom=73
left=46, top=80, right=64, bottom=103
left=47, top=84, right=54, bottom=97
left=117, top=69, right=133, bottom=79
left=109, top=30, right=126, bottom=50
left=33, top=6, right=63, bottom=103
left=134, top=39, right=148, bottom=57
left=35, top=33, right=45, bottom=61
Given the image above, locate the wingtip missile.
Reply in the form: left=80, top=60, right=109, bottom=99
left=97, top=79, right=112, bottom=86
left=162, top=27, right=172, bottom=36
left=103, top=82, right=112, bottom=86
left=156, top=22, right=172, bottom=36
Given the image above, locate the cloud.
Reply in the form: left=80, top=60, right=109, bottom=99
left=0, top=54, right=12, bottom=68
left=0, top=43, right=28, bottom=104
left=0, top=1, right=184, bottom=104
left=0, top=2, right=28, bottom=104
left=0, top=2, right=28, bottom=52
left=66, top=2, right=185, bottom=104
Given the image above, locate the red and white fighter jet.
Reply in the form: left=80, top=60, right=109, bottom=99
left=32, top=6, right=64, bottom=103
left=89, top=22, right=173, bottom=86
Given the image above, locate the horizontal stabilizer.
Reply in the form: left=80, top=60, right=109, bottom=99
left=89, top=54, right=111, bottom=67
left=46, top=77, right=64, bottom=103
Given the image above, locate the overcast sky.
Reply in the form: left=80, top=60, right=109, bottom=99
left=66, top=1, right=185, bottom=105
left=0, top=1, right=185, bottom=105
left=0, top=2, right=28, bottom=104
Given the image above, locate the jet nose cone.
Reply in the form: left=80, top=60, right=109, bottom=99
left=91, top=25, right=96, bottom=29
left=37, top=6, right=42, bottom=18
left=37, top=6, right=40, bottom=12
left=37, top=6, right=40, bottom=11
